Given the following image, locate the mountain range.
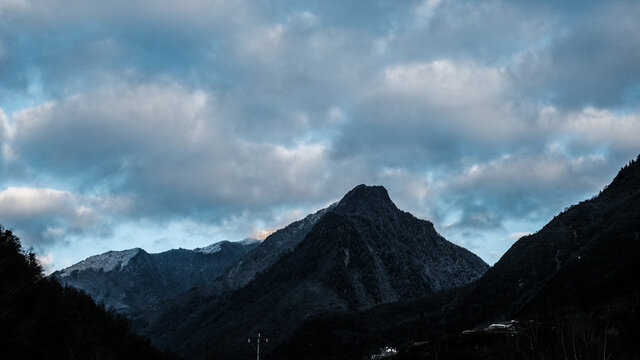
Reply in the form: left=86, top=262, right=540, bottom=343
left=52, top=239, right=259, bottom=317
left=273, top=155, right=640, bottom=359
left=141, top=185, right=489, bottom=359
left=55, top=184, right=490, bottom=359
left=42, top=154, right=640, bottom=359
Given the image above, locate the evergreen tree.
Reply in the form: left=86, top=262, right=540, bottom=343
left=0, top=226, right=177, bottom=360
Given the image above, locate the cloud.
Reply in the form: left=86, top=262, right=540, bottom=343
left=414, top=0, right=443, bottom=26
left=0, top=0, right=256, bottom=108
left=0, top=186, right=129, bottom=247
left=508, top=232, right=531, bottom=241
left=0, top=108, right=8, bottom=159
left=510, top=1, right=640, bottom=109
left=440, top=152, right=612, bottom=229
left=454, top=204, right=503, bottom=230
left=1, top=0, right=638, bottom=268
left=35, top=252, right=55, bottom=274
left=9, top=83, right=213, bottom=175
left=0, top=187, right=89, bottom=222
left=6, top=83, right=336, bottom=222
left=374, top=60, right=519, bottom=139
left=563, top=107, right=640, bottom=150
left=333, top=59, right=535, bottom=167
left=399, top=0, right=553, bottom=63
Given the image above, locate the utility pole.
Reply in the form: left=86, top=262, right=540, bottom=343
left=248, top=332, right=268, bottom=360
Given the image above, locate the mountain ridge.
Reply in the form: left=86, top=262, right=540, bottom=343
left=143, top=184, right=489, bottom=359
left=272, top=155, right=640, bottom=359
left=52, top=239, right=259, bottom=316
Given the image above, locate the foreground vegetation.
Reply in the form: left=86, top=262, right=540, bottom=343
left=0, top=226, right=176, bottom=360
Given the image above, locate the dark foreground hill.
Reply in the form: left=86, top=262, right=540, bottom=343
left=0, top=226, right=175, bottom=360
left=145, top=185, right=489, bottom=359
left=273, top=155, right=640, bottom=359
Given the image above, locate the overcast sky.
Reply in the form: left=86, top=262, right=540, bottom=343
left=1, top=0, right=639, bottom=272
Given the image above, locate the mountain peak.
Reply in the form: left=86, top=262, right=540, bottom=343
left=334, top=184, right=398, bottom=217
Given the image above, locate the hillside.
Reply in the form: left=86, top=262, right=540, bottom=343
left=272, top=155, right=640, bottom=359
left=144, top=185, right=488, bottom=359
left=0, top=226, right=176, bottom=360
left=52, top=240, right=258, bottom=317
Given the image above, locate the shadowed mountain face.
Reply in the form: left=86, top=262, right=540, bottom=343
left=52, top=240, right=259, bottom=317
left=464, top=154, right=640, bottom=321
left=332, top=185, right=489, bottom=299
left=214, top=203, right=337, bottom=293
left=272, top=156, right=640, bottom=359
left=145, top=184, right=489, bottom=359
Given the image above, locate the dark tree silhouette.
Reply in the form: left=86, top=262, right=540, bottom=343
left=0, top=226, right=178, bottom=360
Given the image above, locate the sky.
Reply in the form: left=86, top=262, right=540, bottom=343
left=0, top=0, right=639, bottom=273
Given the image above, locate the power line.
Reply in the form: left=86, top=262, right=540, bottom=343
left=248, top=332, right=268, bottom=360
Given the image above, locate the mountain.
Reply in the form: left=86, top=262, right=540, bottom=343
left=145, top=184, right=489, bottom=359
left=462, top=154, right=640, bottom=321
left=52, top=239, right=259, bottom=317
left=214, top=204, right=337, bottom=292
left=273, top=155, right=640, bottom=359
left=0, top=226, right=175, bottom=360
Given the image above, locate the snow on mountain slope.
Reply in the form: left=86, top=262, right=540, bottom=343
left=194, top=242, right=223, bottom=254
left=52, top=240, right=259, bottom=316
left=57, top=248, right=142, bottom=277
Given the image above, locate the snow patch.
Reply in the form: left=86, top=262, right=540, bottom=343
left=195, top=242, right=224, bottom=254
left=58, top=248, right=141, bottom=276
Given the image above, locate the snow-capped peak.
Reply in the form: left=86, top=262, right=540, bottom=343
left=194, top=241, right=225, bottom=254
left=58, top=248, right=142, bottom=277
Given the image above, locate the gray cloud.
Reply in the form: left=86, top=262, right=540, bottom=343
left=0, top=108, right=7, bottom=145
left=7, top=83, right=338, bottom=217
left=454, top=204, right=503, bottom=231
left=510, top=1, right=640, bottom=109
left=441, top=152, right=617, bottom=228
left=0, top=111, right=6, bottom=181
left=0, top=0, right=638, bottom=267
left=0, top=186, right=127, bottom=248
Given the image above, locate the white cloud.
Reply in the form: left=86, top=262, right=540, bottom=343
left=508, top=232, right=531, bottom=241
left=0, top=187, right=82, bottom=220
left=253, top=228, right=275, bottom=241
left=9, top=83, right=214, bottom=168
left=381, top=60, right=505, bottom=105
left=35, top=252, right=55, bottom=274
left=455, top=154, right=571, bottom=189
left=0, top=186, right=132, bottom=247
left=564, top=107, right=640, bottom=150
left=362, top=60, right=529, bottom=142
left=6, top=82, right=334, bottom=219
